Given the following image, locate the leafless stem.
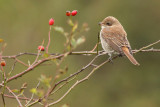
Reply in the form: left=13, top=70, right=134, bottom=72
left=8, top=60, right=17, bottom=76
left=2, top=52, right=38, bottom=59
left=0, top=93, right=37, bottom=101
left=46, top=26, right=52, bottom=53
left=134, top=40, right=160, bottom=53
left=25, top=81, right=40, bottom=106
left=51, top=76, right=76, bottom=95
left=1, top=93, right=6, bottom=107
left=16, top=58, right=29, bottom=67
left=133, top=48, right=160, bottom=53
left=6, top=86, right=23, bottom=107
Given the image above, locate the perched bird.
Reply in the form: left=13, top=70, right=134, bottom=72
left=99, top=16, right=140, bottom=65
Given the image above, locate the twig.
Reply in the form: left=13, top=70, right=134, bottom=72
left=8, top=60, right=17, bottom=75
left=1, top=94, right=36, bottom=101
left=32, top=40, right=45, bottom=66
left=6, top=86, right=23, bottom=107
left=1, top=65, right=6, bottom=107
left=2, top=52, right=39, bottom=59
left=25, top=81, right=40, bottom=106
left=134, top=40, right=160, bottom=53
left=90, top=43, right=98, bottom=52
left=133, top=48, right=160, bottom=53
left=51, top=76, right=77, bottom=95
left=26, top=99, right=40, bottom=107
left=46, top=26, right=52, bottom=53
left=1, top=93, right=6, bottom=107
left=16, top=58, right=29, bottom=67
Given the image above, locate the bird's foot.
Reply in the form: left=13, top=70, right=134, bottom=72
left=108, top=56, right=113, bottom=64
left=118, top=54, right=123, bottom=57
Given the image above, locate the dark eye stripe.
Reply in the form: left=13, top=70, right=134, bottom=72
left=106, top=22, right=111, bottom=26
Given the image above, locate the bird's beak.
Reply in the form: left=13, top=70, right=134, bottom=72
left=98, top=22, right=102, bottom=26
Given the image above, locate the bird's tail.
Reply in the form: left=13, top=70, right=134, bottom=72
left=121, top=47, right=140, bottom=66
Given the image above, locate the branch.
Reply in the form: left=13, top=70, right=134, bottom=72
left=1, top=94, right=35, bottom=101
left=1, top=39, right=159, bottom=60
left=133, top=48, right=160, bottom=53
left=48, top=55, right=118, bottom=106
left=6, top=53, right=67, bottom=83
left=2, top=52, right=38, bottom=59
left=0, top=40, right=160, bottom=106
left=134, top=40, right=160, bottom=53
left=44, top=40, right=160, bottom=105
left=2, top=48, right=160, bottom=60
left=47, top=53, right=105, bottom=94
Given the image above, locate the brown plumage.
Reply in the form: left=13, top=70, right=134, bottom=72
left=99, top=16, right=140, bottom=65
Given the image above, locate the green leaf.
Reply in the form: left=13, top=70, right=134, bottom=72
left=67, top=45, right=71, bottom=51
left=71, top=38, right=77, bottom=48
left=72, top=22, right=78, bottom=33
left=28, top=60, right=31, bottom=66
left=54, top=26, right=64, bottom=34
left=12, top=89, right=19, bottom=93
left=76, top=36, right=85, bottom=45
left=39, top=75, right=52, bottom=88
left=61, top=104, right=69, bottom=107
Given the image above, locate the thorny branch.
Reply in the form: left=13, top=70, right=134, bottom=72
left=0, top=40, right=160, bottom=107
left=26, top=40, right=160, bottom=106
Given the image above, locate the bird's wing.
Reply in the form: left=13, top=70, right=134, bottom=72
left=101, top=27, right=132, bottom=54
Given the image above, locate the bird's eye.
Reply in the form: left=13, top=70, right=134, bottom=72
left=106, top=22, right=111, bottom=26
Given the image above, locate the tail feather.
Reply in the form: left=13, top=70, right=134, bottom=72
left=121, top=47, right=140, bottom=66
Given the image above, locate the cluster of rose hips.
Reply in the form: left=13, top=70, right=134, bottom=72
left=38, top=45, right=45, bottom=51
left=38, top=10, right=78, bottom=51
left=66, top=10, right=78, bottom=16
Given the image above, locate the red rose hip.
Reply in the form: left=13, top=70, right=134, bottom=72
left=49, top=18, right=54, bottom=25
left=66, top=11, right=71, bottom=16
left=71, top=10, right=77, bottom=16
left=1, top=60, right=6, bottom=66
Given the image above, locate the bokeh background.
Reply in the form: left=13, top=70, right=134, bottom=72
left=0, top=0, right=160, bottom=107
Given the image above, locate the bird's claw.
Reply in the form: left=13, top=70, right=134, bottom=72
left=108, top=56, right=113, bottom=64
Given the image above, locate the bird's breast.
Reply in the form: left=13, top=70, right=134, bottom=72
left=100, top=30, right=113, bottom=53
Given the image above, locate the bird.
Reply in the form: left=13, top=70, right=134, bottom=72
left=99, top=16, right=140, bottom=66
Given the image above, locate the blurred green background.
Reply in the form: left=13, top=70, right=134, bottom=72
left=0, top=0, right=160, bottom=107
